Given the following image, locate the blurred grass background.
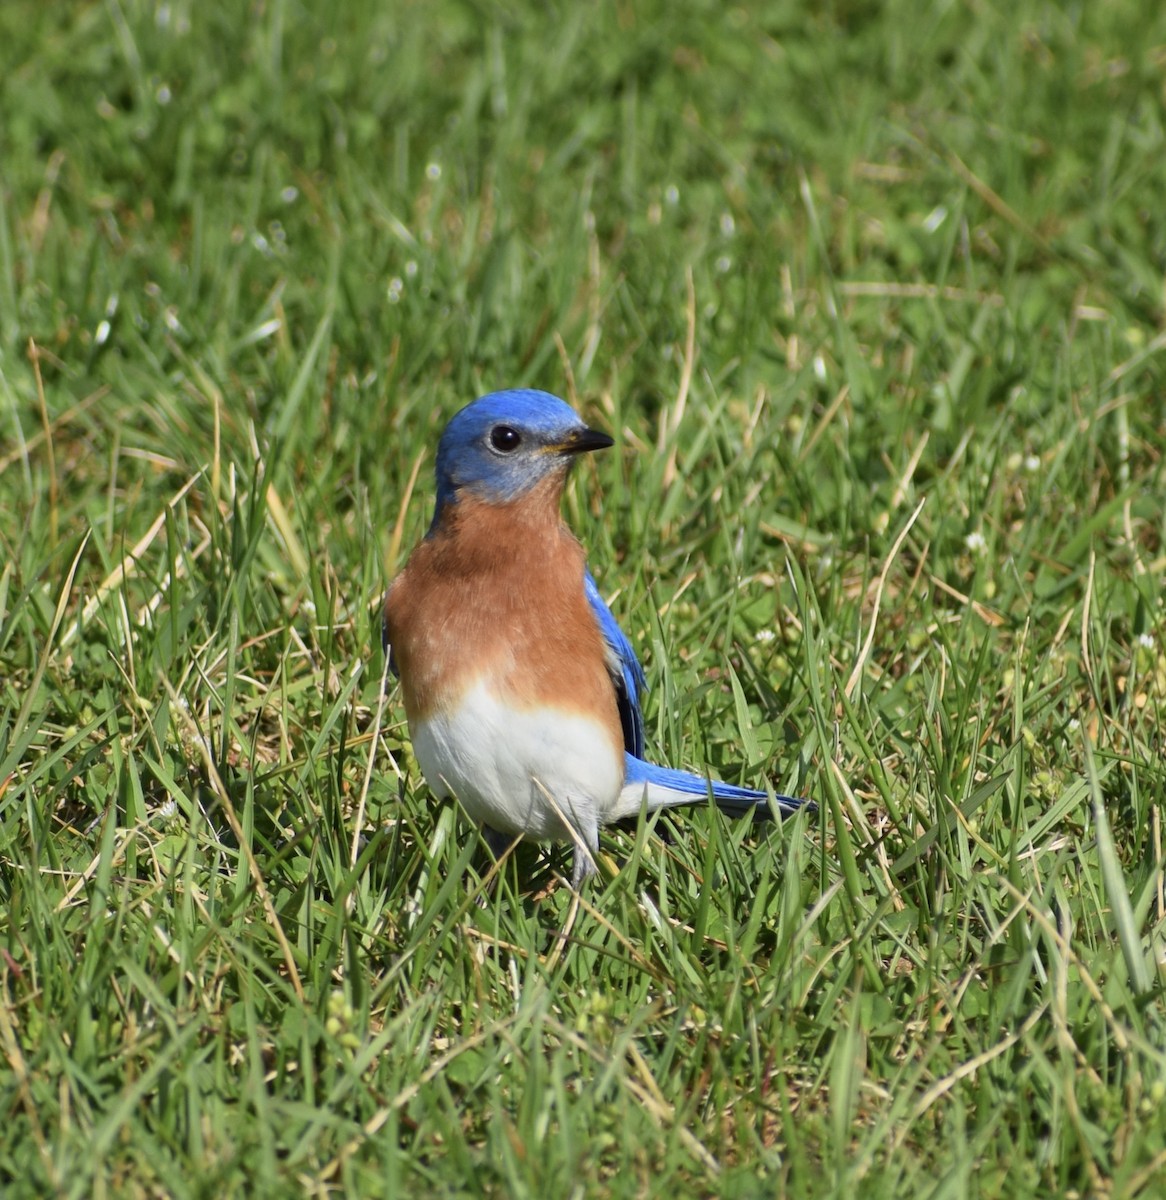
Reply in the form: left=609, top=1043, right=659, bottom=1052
left=2, top=0, right=1166, bottom=1195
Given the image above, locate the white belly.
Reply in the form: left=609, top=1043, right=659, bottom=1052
left=410, top=679, right=624, bottom=844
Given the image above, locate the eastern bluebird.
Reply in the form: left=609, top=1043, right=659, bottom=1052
left=382, top=389, right=809, bottom=888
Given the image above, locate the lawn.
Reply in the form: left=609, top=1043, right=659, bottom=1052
left=2, top=0, right=1166, bottom=1195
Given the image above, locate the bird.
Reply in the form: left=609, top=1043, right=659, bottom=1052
left=382, top=388, right=809, bottom=888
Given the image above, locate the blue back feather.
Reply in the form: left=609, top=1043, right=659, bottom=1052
left=584, top=568, right=646, bottom=757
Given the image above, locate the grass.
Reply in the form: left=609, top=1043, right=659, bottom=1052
left=2, top=0, right=1166, bottom=1195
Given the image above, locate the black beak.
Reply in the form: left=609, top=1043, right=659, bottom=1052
left=557, top=426, right=614, bottom=456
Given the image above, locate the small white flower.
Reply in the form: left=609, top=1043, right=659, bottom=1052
left=281, top=185, right=299, bottom=203
left=1025, top=454, right=1041, bottom=472
left=715, top=255, right=732, bottom=274
left=755, top=629, right=776, bottom=643
left=719, top=211, right=735, bottom=236
left=1137, top=632, right=1155, bottom=650
left=425, top=162, right=442, bottom=181
left=964, top=531, right=987, bottom=554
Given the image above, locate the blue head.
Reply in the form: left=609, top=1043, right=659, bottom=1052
left=431, top=389, right=613, bottom=518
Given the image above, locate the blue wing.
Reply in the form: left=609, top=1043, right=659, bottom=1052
left=582, top=570, right=814, bottom=824
left=620, top=755, right=811, bottom=821
left=584, top=567, right=647, bottom=757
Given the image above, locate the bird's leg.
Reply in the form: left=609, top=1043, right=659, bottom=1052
left=481, top=825, right=521, bottom=888
left=569, top=834, right=599, bottom=890
left=482, top=824, right=519, bottom=863
left=570, top=851, right=595, bottom=890
left=528, top=776, right=600, bottom=891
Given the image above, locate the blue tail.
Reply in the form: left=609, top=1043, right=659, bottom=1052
left=616, top=754, right=811, bottom=822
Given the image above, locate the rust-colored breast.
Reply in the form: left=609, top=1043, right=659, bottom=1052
left=383, top=479, right=624, bottom=760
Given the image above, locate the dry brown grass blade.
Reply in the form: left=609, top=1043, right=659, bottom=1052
left=845, top=498, right=926, bottom=700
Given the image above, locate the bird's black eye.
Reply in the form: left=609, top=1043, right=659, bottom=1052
left=489, top=425, right=522, bottom=453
